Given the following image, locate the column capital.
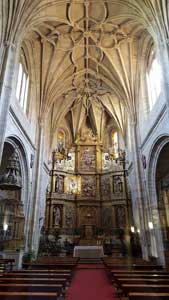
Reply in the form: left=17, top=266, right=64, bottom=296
left=3, top=41, right=16, bottom=50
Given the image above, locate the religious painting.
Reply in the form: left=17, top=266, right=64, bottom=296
left=102, top=207, right=112, bottom=227
left=64, top=175, right=81, bottom=195
left=65, top=206, right=76, bottom=228
left=81, top=176, right=96, bottom=198
left=79, top=146, right=96, bottom=172
left=113, top=175, right=123, bottom=194
left=78, top=206, right=99, bottom=226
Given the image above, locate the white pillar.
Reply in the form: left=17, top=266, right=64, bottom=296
left=129, top=122, right=149, bottom=260
left=0, top=42, right=17, bottom=161
left=159, top=41, right=169, bottom=112
left=28, top=121, right=45, bottom=253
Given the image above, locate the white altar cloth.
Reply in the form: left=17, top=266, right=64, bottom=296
left=73, top=246, right=104, bottom=258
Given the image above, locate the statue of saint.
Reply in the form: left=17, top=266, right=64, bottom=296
left=53, top=206, right=61, bottom=226
left=55, top=175, right=64, bottom=193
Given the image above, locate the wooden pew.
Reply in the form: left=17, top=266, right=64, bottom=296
left=113, top=273, right=169, bottom=280
left=113, top=277, right=169, bottom=285
left=122, top=283, right=169, bottom=294
left=129, top=292, right=169, bottom=300
left=111, top=269, right=169, bottom=274
left=0, top=259, right=15, bottom=271
left=108, top=264, right=163, bottom=270
left=0, top=291, right=58, bottom=299
left=0, top=277, right=67, bottom=284
left=12, top=269, right=71, bottom=273
left=0, top=283, right=63, bottom=292
left=4, top=272, right=71, bottom=279
left=22, top=262, right=76, bottom=270
left=22, top=257, right=78, bottom=270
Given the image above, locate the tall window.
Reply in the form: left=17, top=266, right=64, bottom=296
left=146, top=49, right=162, bottom=111
left=16, top=57, right=29, bottom=113
left=112, top=130, right=118, bottom=158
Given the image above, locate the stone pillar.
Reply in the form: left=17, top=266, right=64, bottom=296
left=29, top=122, right=45, bottom=253
left=129, top=121, right=149, bottom=260
left=158, top=41, right=169, bottom=111
left=0, top=42, right=17, bottom=162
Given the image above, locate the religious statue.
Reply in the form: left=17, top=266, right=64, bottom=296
left=69, top=178, right=77, bottom=194
left=53, top=206, right=61, bottom=226
left=55, top=175, right=64, bottom=193
left=113, top=175, right=123, bottom=194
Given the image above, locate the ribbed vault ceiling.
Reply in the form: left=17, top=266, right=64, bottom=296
left=1, top=0, right=168, bottom=141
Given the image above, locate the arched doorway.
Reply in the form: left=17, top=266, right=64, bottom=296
left=148, top=135, right=169, bottom=265
left=156, top=142, right=169, bottom=253
left=0, top=137, right=29, bottom=252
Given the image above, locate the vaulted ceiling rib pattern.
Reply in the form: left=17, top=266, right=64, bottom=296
left=1, top=0, right=169, bottom=140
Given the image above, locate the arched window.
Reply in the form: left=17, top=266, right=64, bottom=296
left=16, top=51, right=29, bottom=113
left=112, top=130, right=118, bottom=158
left=146, top=49, right=162, bottom=111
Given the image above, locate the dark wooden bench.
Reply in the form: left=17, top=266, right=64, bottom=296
left=129, top=292, right=169, bottom=300
left=22, top=262, right=76, bottom=270
left=4, top=272, right=71, bottom=279
left=108, top=264, right=163, bottom=270
left=0, top=283, right=62, bottom=292
left=12, top=269, right=71, bottom=273
left=0, top=291, right=58, bottom=299
left=113, top=277, right=169, bottom=285
left=0, top=276, right=67, bottom=284
left=122, top=284, right=169, bottom=294
left=0, top=259, right=15, bottom=271
left=0, top=277, right=67, bottom=284
left=113, top=273, right=169, bottom=278
left=111, top=269, right=169, bottom=274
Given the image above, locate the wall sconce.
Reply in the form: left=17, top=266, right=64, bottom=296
left=137, top=229, right=140, bottom=234
left=3, top=223, right=8, bottom=231
left=131, top=226, right=135, bottom=233
left=148, top=221, right=154, bottom=230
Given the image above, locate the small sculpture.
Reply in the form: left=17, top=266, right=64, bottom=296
left=53, top=206, right=61, bottom=226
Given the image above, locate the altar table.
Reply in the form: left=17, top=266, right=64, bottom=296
left=73, top=246, right=104, bottom=258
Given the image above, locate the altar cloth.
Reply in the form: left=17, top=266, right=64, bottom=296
left=73, top=246, right=104, bottom=258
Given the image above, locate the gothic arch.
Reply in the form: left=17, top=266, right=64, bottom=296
left=147, top=134, right=169, bottom=265
left=148, top=134, right=169, bottom=203
left=5, top=135, right=30, bottom=248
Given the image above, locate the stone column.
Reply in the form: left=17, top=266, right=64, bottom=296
left=28, top=121, right=45, bottom=253
left=0, top=42, right=17, bottom=162
left=158, top=41, right=169, bottom=111
left=129, top=121, right=149, bottom=260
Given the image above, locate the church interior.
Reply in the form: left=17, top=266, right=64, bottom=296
left=0, top=1, right=169, bottom=299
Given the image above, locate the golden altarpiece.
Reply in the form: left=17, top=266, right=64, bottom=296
left=45, top=128, right=131, bottom=245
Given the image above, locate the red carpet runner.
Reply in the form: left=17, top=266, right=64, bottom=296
left=67, top=264, right=118, bottom=300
